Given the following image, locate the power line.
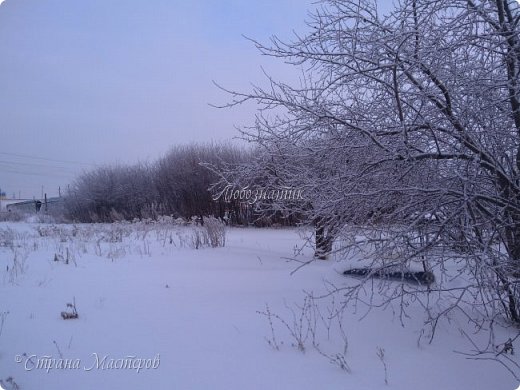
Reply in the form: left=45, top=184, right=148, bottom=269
left=0, top=151, right=96, bottom=166
left=0, top=160, right=81, bottom=176
left=0, top=160, right=79, bottom=173
left=0, top=167, right=76, bottom=178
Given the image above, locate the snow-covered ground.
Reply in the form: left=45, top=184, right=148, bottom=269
left=0, top=222, right=518, bottom=389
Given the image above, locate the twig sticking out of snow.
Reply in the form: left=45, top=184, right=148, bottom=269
left=60, top=297, right=79, bottom=320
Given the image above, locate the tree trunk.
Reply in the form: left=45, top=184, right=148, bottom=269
left=315, top=223, right=333, bottom=260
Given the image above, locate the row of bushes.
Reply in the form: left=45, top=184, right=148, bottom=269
left=64, top=143, right=246, bottom=223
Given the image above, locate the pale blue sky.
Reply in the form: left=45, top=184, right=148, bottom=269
left=0, top=0, right=320, bottom=198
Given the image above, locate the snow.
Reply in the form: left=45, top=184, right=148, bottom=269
left=0, top=222, right=518, bottom=389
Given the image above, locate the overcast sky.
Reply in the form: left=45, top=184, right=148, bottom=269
left=0, top=0, right=319, bottom=198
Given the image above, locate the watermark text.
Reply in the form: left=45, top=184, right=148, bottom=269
left=213, top=185, right=304, bottom=204
left=15, top=353, right=160, bottom=373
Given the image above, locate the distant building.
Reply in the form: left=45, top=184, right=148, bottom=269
left=1, top=194, right=66, bottom=221
left=5, top=199, right=42, bottom=213
left=1, top=198, right=31, bottom=212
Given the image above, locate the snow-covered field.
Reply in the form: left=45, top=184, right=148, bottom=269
left=0, top=221, right=518, bottom=389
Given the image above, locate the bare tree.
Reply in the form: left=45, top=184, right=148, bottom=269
left=217, top=0, right=520, bottom=369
